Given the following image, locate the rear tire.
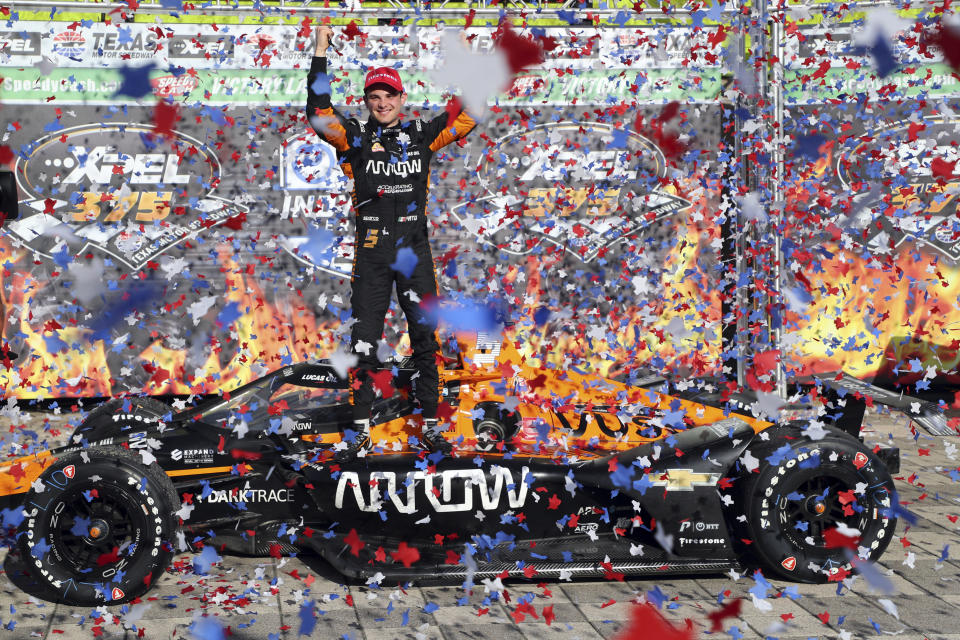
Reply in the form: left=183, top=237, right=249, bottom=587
left=737, top=427, right=897, bottom=583
left=17, top=447, right=177, bottom=606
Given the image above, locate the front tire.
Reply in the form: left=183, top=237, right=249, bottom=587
left=17, top=447, right=177, bottom=605
left=738, top=428, right=897, bottom=583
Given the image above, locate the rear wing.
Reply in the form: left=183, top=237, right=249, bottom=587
left=812, top=372, right=956, bottom=437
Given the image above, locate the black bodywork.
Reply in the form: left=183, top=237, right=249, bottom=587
left=4, top=359, right=942, bottom=590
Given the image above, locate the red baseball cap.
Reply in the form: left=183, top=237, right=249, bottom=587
left=364, top=67, right=404, bottom=94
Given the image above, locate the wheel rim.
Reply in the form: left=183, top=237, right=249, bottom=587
left=48, top=482, right=150, bottom=578
left=475, top=419, right=506, bottom=452
left=779, top=473, right=882, bottom=551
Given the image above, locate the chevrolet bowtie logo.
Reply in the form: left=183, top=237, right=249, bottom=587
left=650, top=469, right=720, bottom=491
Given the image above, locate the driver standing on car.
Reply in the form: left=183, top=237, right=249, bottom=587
left=306, top=25, right=476, bottom=458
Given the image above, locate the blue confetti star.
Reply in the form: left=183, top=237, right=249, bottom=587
left=391, top=246, right=418, bottom=278
left=310, top=73, right=331, bottom=96
left=114, top=62, right=157, bottom=98
left=299, top=600, right=317, bottom=636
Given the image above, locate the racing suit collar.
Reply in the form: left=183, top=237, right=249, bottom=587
left=366, top=117, right=404, bottom=136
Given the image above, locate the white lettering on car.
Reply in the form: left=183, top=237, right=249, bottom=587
left=204, top=481, right=294, bottom=503
left=335, top=466, right=530, bottom=513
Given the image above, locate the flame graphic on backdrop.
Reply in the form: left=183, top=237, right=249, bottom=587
left=503, top=180, right=724, bottom=378
left=784, top=245, right=960, bottom=384
left=1, top=270, right=114, bottom=399
left=0, top=245, right=341, bottom=399
left=135, top=247, right=341, bottom=396
left=1, top=177, right=956, bottom=400
left=0, top=212, right=725, bottom=399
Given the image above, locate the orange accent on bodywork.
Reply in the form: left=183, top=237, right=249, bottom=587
left=302, top=415, right=418, bottom=446
left=309, top=333, right=772, bottom=455
left=0, top=452, right=56, bottom=497
left=165, top=465, right=250, bottom=477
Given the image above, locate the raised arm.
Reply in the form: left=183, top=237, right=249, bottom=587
left=425, top=102, right=477, bottom=152
left=306, top=26, right=355, bottom=154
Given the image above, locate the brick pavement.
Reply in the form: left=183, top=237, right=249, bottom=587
left=0, top=410, right=958, bottom=639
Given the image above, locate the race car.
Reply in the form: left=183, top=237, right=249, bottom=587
left=0, top=333, right=948, bottom=606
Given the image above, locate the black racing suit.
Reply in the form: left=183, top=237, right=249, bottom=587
left=306, top=56, right=476, bottom=421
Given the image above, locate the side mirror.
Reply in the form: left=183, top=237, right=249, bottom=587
left=0, top=171, right=19, bottom=224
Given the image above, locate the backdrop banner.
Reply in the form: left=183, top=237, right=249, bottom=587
left=0, top=15, right=958, bottom=399
left=0, top=21, right=727, bottom=398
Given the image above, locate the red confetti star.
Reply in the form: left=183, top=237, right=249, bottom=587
left=344, top=528, right=365, bottom=557
left=706, top=598, right=742, bottom=632
left=823, top=526, right=860, bottom=551
left=542, top=604, right=555, bottom=625
left=614, top=603, right=694, bottom=640
left=369, top=370, right=394, bottom=399
left=391, top=542, right=420, bottom=567
left=153, top=100, right=180, bottom=139
left=97, top=547, right=120, bottom=567
left=343, top=21, right=364, bottom=42
left=492, top=20, right=545, bottom=74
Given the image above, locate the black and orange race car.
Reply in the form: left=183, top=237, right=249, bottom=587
left=0, top=333, right=949, bottom=606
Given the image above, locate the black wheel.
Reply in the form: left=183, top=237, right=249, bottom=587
left=74, top=397, right=170, bottom=443
left=736, top=427, right=897, bottom=583
left=18, top=447, right=177, bottom=605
